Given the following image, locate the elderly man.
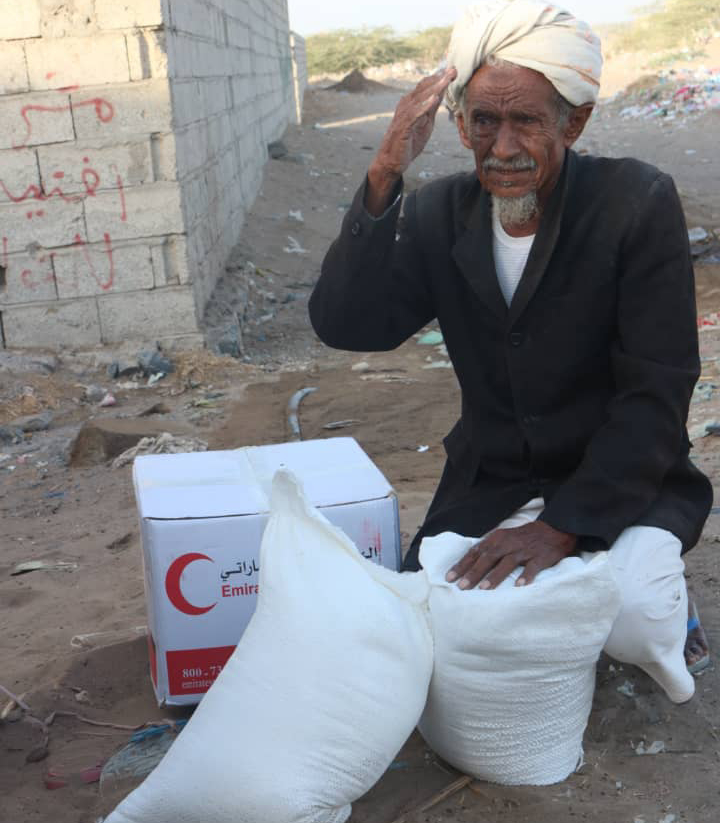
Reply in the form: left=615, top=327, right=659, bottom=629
left=309, top=0, right=712, bottom=702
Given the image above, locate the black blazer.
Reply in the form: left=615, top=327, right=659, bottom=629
left=309, top=150, right=713, bottom=553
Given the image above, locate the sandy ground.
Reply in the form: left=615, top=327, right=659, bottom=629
left=2, top=60, right=720, bottom=823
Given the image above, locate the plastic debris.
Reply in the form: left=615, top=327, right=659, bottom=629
left=99, top=393, right=117, bottom=407
left=612, top=68, right=720, bottom=123
left=351, top=361, right=370, bottom=372
left=138, top=350, right=175, bottom=377
left=423, top=361, right=453, bottom=369
left=658, top=815, right=677, bottom=823
left=617, top=680, right=636, bottom=698
left=111, top=433, right=208, bottom=469
left=147, top=373, right=165, bottom=387
left=83, top=384, right=107, bottom=403
left=688, top=227, right=709, bottom=243
left=417, top=445, right=430, bottom=453
left=288, top=209, right=304, bottom=222
left=418, top=330, right=444, bottom=346
left=11, top=560, right=79, bottom=576
left=283, top=236, right=308, bottom=254
left=635, top=740, right=665, bottom=756
left=323, top=420, right=360, bottom=430
left=688, top=420, right=720, bottom=441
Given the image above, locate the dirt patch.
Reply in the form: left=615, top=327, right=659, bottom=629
left=327, top=68, right=397, bottom=94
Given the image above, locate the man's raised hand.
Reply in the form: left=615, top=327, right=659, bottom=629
left=365, top=67, right=457, bottom=216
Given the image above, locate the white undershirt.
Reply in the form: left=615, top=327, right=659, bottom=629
left=492, top=208, right=535, bottom=306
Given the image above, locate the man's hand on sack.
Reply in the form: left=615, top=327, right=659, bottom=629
left=445, top=521, right=578, bottom=589
left=365, top=67, right=457, bottom=216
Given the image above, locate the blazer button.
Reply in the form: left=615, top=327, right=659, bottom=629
left=350, top=221, right=362, bottom=236
left=509, top=332, right=523, bottom=347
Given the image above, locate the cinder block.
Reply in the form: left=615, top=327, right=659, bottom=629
left=227, top=18, right=250, bottom=50
left=170, top=80, right=201, bottom=129
left=126, top=30, right=169, bottom=81
left=39, top=0, right=96, bottom=38
left=37, top=140, right=153, bottom=195
left=96, top=0, right=164, bottom=29
left=97, top=285, right=199, bottom=343
left=71, top=80, right=173, bottom=140
left=54, top=240, right=154, bottom=298
left=0, top=42, right=30, bottom=94
left=0, top=149, right=41, bottom=205
left=25, top=35, right=130, bottom=91
left=0, top=198, right=84, bottom=254
left=0, top=91, right=75, bottom=150
left=6, top=0, right=41, bottom=39
left=0, top=249, right=57, bottom=305
left=2, top=297, right=102, bottom=348
left=84, top=181, right=186, bottom=243
left=150, top=133, right=177, bottom=181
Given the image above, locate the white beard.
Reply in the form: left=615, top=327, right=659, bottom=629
left=491, top=191, right=539, bottom=231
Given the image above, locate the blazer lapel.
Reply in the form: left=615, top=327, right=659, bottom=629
left=507, top=150, right=577, bottom=327
left=451, top=184, right=508, bottom=322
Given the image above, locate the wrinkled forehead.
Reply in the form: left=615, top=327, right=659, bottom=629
left=462, top=62, right=559, bottom=111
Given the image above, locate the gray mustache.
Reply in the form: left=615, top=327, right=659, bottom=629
left=482, top=156, right=537, bottom=172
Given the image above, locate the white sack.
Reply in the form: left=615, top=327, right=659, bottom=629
left=418, top=532, right=621, bottom=785
left=106, top=470, right=433, bottom=823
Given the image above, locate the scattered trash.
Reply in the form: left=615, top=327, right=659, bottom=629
left=351, top=361, right=370, bottom=372
left=417, top=445, right=430, bottom=453
left=612, top=68, right=720, bottom=123
left=147, top=373, right=166, bottom=387
left=688, top=227, right=709, bottom=243
left=323, top=420, right=360, bottom=430
left=0, top=425, right=24, bottom=445
left=418, top=330, right=444, bottom=346
left=116, top=380, right=141, bottom=390
left=267, top=139, right=288, bottom=159
left=692, top=382, right=716, bottom=402
left=658, top=815, right=677, bottom=823
left=635, top=740, right=665, bottom=756
left=615, top=781, right=623, bottom=790
left=11, top=560, right=79, bottom=576
left=99, top=392, right=117, bottom=408
left=70, top=626, right=146, bottom=650
left=10, top=411, right=53, bottom=432
left=689, top=419, right=720, bottom=441
left=100, top=722, right=187, bottom=798
left=288, top=209, right=304, bottom=222
left=422, top=361, right=453, bottom=369
left=74, top=690, right=91, bottom=704
left=107, top=360, right=140, bottom=380
left=44, top=491, right=65, bottom=500
left=83, top=384, right=107, bottom=403
left=112, top=433, right=208, bottom=469
left=138, top=350, right=175, bottom=377
left=44, top=762, right=104, bottom=790
left=283, top=235, right=308, bottom=254
left=617, top=680, right=636, bottom=698
left=288, top=388, right=317, bottom=441
left=0, top=454, right=11, bottom=465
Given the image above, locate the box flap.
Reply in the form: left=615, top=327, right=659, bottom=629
left=133, top=438, right=393, bottom=519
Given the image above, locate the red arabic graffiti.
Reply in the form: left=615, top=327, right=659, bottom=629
left=1, top=89, right=128, bottom=296
left=14, top=94, right=114, bottom=150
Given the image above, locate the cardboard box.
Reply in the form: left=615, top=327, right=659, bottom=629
left=133, top=437, right=401, bottom=705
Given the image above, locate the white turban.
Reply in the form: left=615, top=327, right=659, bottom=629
left=445, top=0, right=603, bottom=113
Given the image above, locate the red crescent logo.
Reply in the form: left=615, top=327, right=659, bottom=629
left=165, top=553, right=217, bottom=616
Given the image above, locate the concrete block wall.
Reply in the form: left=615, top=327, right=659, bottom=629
left=165, top=0, right=295, bottom=313
left=0, top=0, right=300, bottom=350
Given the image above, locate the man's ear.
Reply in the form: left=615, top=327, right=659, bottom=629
left=455, top=110, right=473, bottom=150
left=563, top=104, right=594, bottom=147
